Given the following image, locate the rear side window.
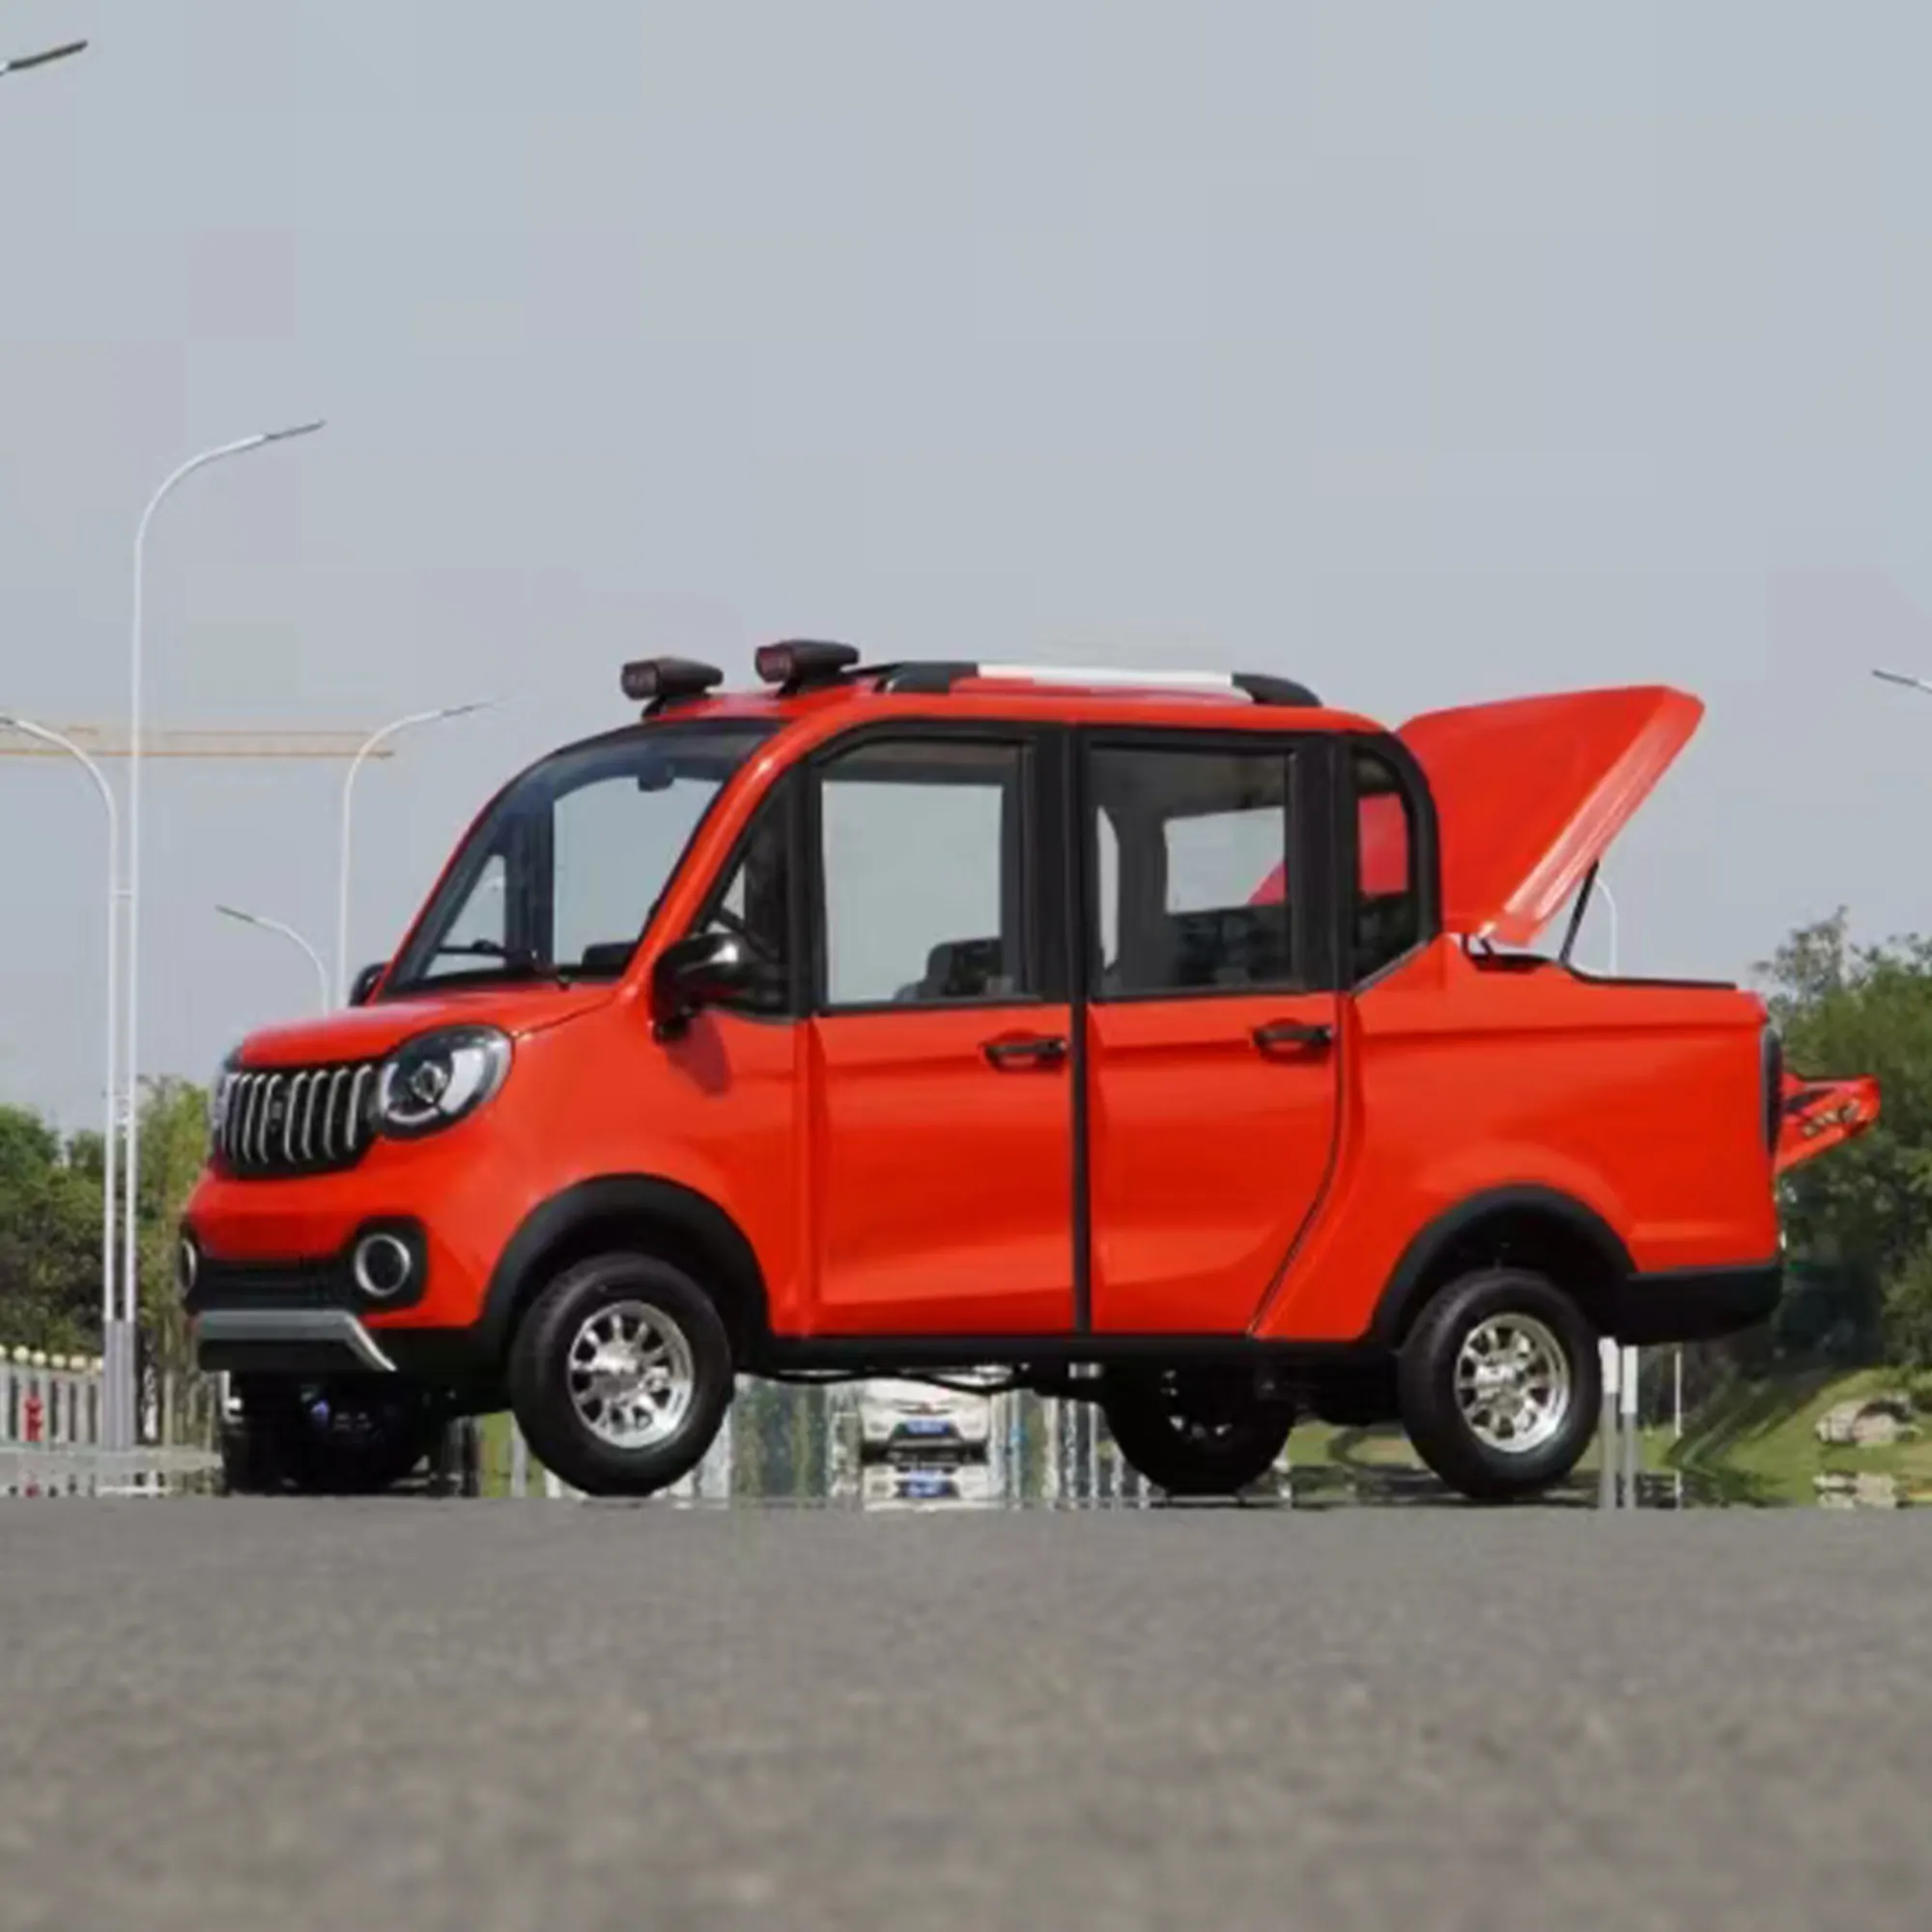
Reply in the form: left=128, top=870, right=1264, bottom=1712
left=1088, top=744, right=1299, bottom=997
left=1350, top=747, right=1420, bottom=982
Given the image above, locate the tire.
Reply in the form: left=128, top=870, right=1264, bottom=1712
left=1101, top=1366, right=1294, bottom=1497
left=279, top=1383, right=440, bottom=1495
left=217, top=1415, right=286, bottom=1494
left=507, top=1252, right=735, bottom=1498
left=220, top=1382, right=438, bottom=1495
left=1396, top=1267, right=1601, bottom=1502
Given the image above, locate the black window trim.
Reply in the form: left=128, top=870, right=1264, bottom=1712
left=1076, top=725, right=1336, bottom=1007
left=1339, top=729, right=1441, bottom=993
left=678, top=765, right=807, bottom=1025
left=803, top=718, right=1069, bottom=1019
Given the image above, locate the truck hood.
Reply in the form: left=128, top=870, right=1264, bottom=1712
left=1397, top=685, right=1704, bottom=947
left=232, top=980, right=620, bottom=1067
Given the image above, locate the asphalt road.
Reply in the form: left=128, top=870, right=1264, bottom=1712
left=2, top=1500, right=1928, bottom=1932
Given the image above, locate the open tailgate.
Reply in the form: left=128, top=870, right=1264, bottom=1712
left=1776, top=1072, right=1881, bottom=1174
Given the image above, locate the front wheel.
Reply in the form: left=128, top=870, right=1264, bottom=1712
left=1396, top=1267, right=1601, bottom=1502
left=508, top=1252, right=734, bottom=1497
left=1101, top=1367, right=1294, bottom=1497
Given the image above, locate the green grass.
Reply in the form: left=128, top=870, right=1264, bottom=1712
left=1670, top=1366, right=1932, bottom=1506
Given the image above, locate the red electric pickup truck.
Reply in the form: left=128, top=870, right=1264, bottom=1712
left=181, top=645, right=1876, bottom=1500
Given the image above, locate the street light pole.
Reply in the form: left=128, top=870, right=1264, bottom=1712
left=0, top=717, right=124, bottom=1448
left=216, top=905, right=331, bottom=1013
left=124, top=421, right=324, bottom=1436
left=0, top=40, right=88, bottom=80
left=335, top=701, right=493, bottom=1004
left=1598, top=878, right=1645, bottom=1500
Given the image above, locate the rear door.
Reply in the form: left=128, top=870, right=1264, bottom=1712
left=805, top=724, right=1077, bottom=1335
left=1081, top=732, right=1341, bottom=1333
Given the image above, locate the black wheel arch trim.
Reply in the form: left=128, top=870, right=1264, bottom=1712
left=1369, top=1184, right=1636, bottom=1350
left=479, top=1174, right=771, bottom=1361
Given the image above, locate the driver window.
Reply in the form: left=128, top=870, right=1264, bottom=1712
left=817, top=737, right=1031, bottom=1009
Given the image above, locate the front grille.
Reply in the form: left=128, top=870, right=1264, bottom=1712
left=185, top=1259, right=347, bottom=1314
left=216, top=1062, right=380, bottom=1178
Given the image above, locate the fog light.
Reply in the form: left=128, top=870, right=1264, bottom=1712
left=176, top=1237, right=199, bottom=1295
left=352, top=1231, right=414, bottom=1300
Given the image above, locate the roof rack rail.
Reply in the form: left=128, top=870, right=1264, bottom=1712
left=872, top=662, right=1321, bottom=707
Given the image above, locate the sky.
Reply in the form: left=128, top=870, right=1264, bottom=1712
left=5, top=1, right=1932, bottom=1129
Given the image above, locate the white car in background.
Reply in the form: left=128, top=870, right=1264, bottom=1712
left=862, top=1460, right=996, bottom=1507
left=858, top=1377, right=993, bottom=1462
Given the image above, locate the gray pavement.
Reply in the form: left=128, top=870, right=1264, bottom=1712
left=1, top=1500, right=1928, bottom=1932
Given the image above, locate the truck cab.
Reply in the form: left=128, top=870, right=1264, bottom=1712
left=182, top=645, right=1875, bottom=1501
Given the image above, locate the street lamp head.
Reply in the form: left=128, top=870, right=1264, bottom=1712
left=1872, top=668, right=1932, bottom=695
left=214, top=902, right=260, bottom=929
left=258, top=418, right=327, bottom=446
left=1, top=40, right=88, bottom=77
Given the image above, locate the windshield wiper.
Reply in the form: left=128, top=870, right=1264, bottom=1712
left=425, top=940, right=575, bottom=984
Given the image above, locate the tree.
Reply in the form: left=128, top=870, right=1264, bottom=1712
left=1760, top=910, right=1932, bottom=1368
left=0, top=1103, right=103, bottom=1356
left=132, top=1076, right=212, bottom=1378
left=0, top=1083, right=212, bottom=1366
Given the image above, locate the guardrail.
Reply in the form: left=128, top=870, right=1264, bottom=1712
left=0, top=1348, right=105, bottom=1447
left=0, top=1347, right=221, bottom=1452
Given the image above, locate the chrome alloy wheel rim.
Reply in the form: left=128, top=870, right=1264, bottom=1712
left=566, top=1299, right=697, bottom=1451
left=1453, top=1313, right=1572, bottom=1455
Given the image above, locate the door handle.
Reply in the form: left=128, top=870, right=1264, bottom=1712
left=1252, top=1019, right=1333, bottom=1053
left=981, top=1032, right=1068, bottom=1070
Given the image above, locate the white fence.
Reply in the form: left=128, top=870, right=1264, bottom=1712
left=0, top=1349, right=105, bottom=1447
left=0, top=1347, right=220, bottom=1452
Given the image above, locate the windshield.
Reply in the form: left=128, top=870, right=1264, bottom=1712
left=384, top=720, right=778, bottom=996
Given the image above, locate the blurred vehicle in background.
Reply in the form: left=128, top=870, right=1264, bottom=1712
left=862, top=1459, right=995, bottom=1506
left=859, top=1378, right=992, bottom=1463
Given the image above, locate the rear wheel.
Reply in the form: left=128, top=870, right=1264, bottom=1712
left=1396, top=1267, right=1601, bottom=1501
left=508, top=1252, right=734, bottom=1497
left=1101, top=1367, right=1294, bottom=1497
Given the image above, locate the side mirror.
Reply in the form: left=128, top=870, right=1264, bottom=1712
left=650, top=930, right=757, bottom=1037
left=348, top=962, right=385, bottom=1008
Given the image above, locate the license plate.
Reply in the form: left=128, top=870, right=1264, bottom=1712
left=901, top=1417, right=951, bottom=1435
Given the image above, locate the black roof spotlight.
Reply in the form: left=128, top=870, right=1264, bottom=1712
left=620, top=658, right=724, bottom=713
left=753, top=639, right=861, bottom=693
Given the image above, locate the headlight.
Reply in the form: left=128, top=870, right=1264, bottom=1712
left=375, top=1026, right=512, bottom=1139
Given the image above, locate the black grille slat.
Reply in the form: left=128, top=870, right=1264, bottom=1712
left=217, top=1059, right=379, bottom=1179
left=185, top=1262, right=346, bottom=1313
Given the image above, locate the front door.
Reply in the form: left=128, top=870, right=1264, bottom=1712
left=1081, top=734, right=1341, bottom=1333
left=806, top=726, right=1076, bottom=1335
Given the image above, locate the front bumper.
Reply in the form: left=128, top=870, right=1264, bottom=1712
left=195, top=1308, right=397, bottom=1377
left=182, top=1230, right=498, bottom=1389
